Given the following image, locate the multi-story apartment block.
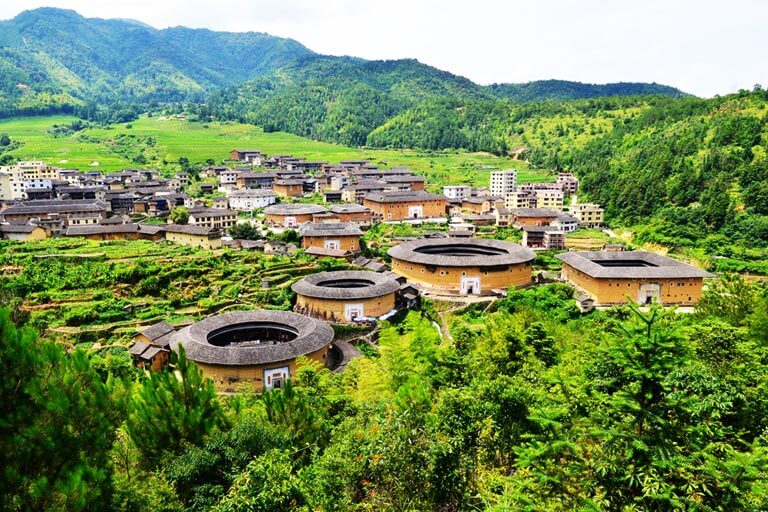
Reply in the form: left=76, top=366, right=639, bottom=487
left=489, top=169, right=517, bottom=197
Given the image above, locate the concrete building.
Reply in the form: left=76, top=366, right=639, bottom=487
left=363, top=191, right=447, bottom=221
left=556, top=251, right=713, bottom=306
left=570, top=203, right=605, bottom=228
left=188, top=208, right=237, bottom=230
left=556, top=172, right=580, bottom=195
left=551, top=214, right=579, bottom=233
left=534, top=189, right=564, bottom=211
left=489, top=169, right=517, bottom=197
left=292, top=270, right=400, bottom=323
left=228, top=189, right=276, bottom=211
left=442, top=185, right=472, bottom=201
left=504, top=189, right=536, bottom=209
left=522, top=226, right=566, bottom=250
left=388, top=237, right=535, bottom=296
left=170, top=310, right=334, bottom=392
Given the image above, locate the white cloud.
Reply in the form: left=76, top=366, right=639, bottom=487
left=2, top=0, right=766, bottom=96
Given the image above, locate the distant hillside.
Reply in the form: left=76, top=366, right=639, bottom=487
left=488, top=80, right=688, bottom=102
left=0, top=7, right=687, bottom=142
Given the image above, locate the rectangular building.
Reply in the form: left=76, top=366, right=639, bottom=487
left=556, top=251, right=713, bottom=306
left=489, top=169, right=517, bottom=197
left=363, top=191, right=447, bottom=221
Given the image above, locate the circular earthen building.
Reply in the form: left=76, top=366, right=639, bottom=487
left=388, top=237, right=535, bottom=295
left=292, top=270, right=400, bottom=323
left=171, top=310, right=334, bottom=392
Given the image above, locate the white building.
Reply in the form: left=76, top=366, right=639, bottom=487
left=489, top=169, right=517, bottom=197
left=0, top=161, right=61, bottom=200
left=442, top=185, right=472, bottom=201
left=227, top=189, right=276, bottom=211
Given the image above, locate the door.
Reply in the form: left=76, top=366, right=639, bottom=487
left=264, top=366, right=290, bottom=390
left=284, top=216, right=296, bottom=227
left=408, top=206, right=423, bottom=219
left=324, top=239, right=341, bottom=251
left=344, top=303, right=364, bottom=322
left=460, top=276, right=481, bottom=296
left=638, top=283, right=661, bottom=305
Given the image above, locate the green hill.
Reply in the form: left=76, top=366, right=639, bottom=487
left=0, top=7, right=687, bottom=142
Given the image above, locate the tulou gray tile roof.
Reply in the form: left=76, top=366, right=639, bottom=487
left=170, top=310, right=334, bottom=366
left=555, top=251, right=714, bottom=279
left=264, top=203, right=327, bottom=216
left=388, top=237, right=535, bottom=267
left=292, top=270, right=400, bottom=300
left=298, top=222, right=363, bottom=237
left=139, top=321, right=175, bottom=342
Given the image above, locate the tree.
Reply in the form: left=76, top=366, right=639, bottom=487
left=0, top=133, right=10, bottom=146
left=126, top=346, right=223, bottom=467
left=0, top=308, right=119, bottom=511
left=169, top=206, right=190, bottom=225
left=229, top=223, right=261, bottom=240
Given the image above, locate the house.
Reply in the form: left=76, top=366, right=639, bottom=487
left=324, top=190, right=343, bottom=203
left=341, top=180, right=387, bottom=204
left=264, top=240, right=297, bottom=255
left=64, top=224, right=142, bottom=241
left=273, top=179, right=305, bottom=198
left=557, top=172, right=580, bottom=195
left=461, top=196, right=501, bottom=214
left=264, top=204, right=327, bottom=228
left=522, top=226, right=565, bottom=250
left=298, top=222, right=363, bottom=256
left=164, top=224, right=222, bottom=249
left=570, top=203, right=605, bottom=227
left=494, top=207, right=514, bottom=227
left=363, top=191, right=447, bottom=221
left=230, top=149, right=265, bottom=165
left=236, top=171, right=278, bottom=190
left=328, top=204, right=373, bottom=228
left=0, top=223, right=47, bottom=242
left=551, top=214, right=579, bottom=233
left=128, top=321, right=175, bottom=371
left=380, top=174, right=426, bottom=191
left=442, top=185, right=473, bottom=201
left=188, top=208, right=237, bottom=229
left=556, top=251, right=713, bottom=306
left=0, top=199, right=109, bottom=224
left=228, top=189, right=276, bottom=210
left=509, top=208, right=560, bottom=227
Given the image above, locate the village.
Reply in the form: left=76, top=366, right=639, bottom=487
left=0, top=149, right=713, bottom=391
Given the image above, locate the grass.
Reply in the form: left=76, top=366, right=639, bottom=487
left=0, top=115, right=553, bottom=187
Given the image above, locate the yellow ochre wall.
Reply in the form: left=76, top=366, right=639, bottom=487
left=165, top=231, right=222, bottom=249
left=295, top=293, right=396, bottom=323
left=391, top=258, right=532, bottom=295
left=363, top=198, right=446, bottom=220
left=265, top=213, right=315, bottom=226
left=302, top=234, right=360, bottom=252
left=196, top=345, right=330, bottom=393
left=561, top=263, right=705, bottom=305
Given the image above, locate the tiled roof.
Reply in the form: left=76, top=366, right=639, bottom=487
left=555, top=251, right=714, bottom=279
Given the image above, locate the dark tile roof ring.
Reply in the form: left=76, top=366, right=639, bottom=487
left=388, top=237, right=535, bottom=267
left=292, top=270, right=400, bottom=300
left=170, top=310, right=334, bottom=366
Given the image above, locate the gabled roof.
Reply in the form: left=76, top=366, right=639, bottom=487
left=65, top=224, right=140, bottom=236
left=139, top=321, right=175, bottom=342
left=165, top=224, right=219, bottom=236
left=0, top=224, right=41, bottom=233
left=510, top=208, right=561, bottom=218
left=298, top=222, right=363, bottom=237
left=364, top=191, right=446, bottom=203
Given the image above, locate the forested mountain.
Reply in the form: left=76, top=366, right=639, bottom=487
left=0, top=8, right=686, bottom=129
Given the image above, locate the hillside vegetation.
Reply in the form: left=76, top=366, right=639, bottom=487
left=0, top=8, right=685, bottom=129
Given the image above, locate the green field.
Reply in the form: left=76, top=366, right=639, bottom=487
left=0, top=115, right=552, bottom=188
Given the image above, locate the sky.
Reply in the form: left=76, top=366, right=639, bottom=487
left=2, top=0, right=766, bottom=97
